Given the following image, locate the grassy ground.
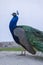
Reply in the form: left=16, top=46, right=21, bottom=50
left=0, top=47, right=24, bottom=51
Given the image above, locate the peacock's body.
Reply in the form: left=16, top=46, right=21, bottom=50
left=9, top=12, right=43, bottom=55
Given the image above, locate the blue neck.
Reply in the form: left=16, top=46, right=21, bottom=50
left=9, top=15, right=18, bottom=33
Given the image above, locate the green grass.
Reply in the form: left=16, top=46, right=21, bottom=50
left=0, top=47, right=24, bottom=51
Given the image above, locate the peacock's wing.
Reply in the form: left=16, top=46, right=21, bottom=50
left=13, top=27, right=36, bottom=54
left=20, top=25, right=43, bottom=52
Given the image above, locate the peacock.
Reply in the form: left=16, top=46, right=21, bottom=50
left=9, top=11, right=43, bottom=55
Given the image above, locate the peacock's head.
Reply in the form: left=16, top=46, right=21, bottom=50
left=12, top=11, right=19, bottom=17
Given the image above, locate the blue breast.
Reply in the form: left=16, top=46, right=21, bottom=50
left=9, top=15, right=20, bottom=43
left=9, top=15, right=18, bottom=34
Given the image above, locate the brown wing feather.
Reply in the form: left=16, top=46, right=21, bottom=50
left=14, top=27, right=36, bottom=54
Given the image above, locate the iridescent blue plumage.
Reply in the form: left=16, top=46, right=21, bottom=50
left=9, top=13, right=20, bottom=44
left=9, top=15, right=18, bottom=34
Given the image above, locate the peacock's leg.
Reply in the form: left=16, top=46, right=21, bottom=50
left=20, top=49, right=26, bottom=56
